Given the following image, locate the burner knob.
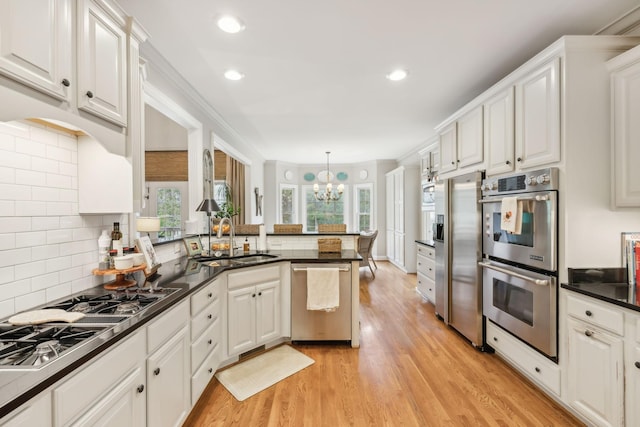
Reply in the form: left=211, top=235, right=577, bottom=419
left=536, top=174, right=550, bottom=185
left=525, top=176, right=537, bottom=186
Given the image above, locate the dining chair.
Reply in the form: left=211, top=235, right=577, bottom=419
left=358, top=230, right=378, bottom=277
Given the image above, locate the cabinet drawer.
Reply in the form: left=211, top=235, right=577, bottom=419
left=191, top=278, right=221, bottom=316
left=566, top=294, right=624, bottom=336
left=416, top=244, right=435, bottom=259
left=191, top=297, right=220, bottom=340
left=417, top=254, right=435, bottom=279
left=486, top=320, right=560, bottom=396
left=148, top=299, right=189, bottom=354
left=191, top=318, right=221, bottom=374
left=53, top=329, right=145, bottom=426
left=417, top=272, right=435, bottom=302
left=228, top=265, right=280, bottom=290
left=191, top=345, right=222, bottom=405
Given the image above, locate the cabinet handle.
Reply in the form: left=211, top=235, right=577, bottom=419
left=154, top=368, right=160, bottom=376
left=534, top=367, right=541, bottom=373
left=585, top=310, right=592, bottom=317
left=208, top=339, right=212, bottom=345
left=61, top=78, right=70, bottom=87
left=208, top=314, right=212, bottom=319
left=584, top=330, right=593, bottom=337
left=208, top=368, right=213, bottom=374
left=86, top=90, right=94, bottom=98
left=137, top=384, right=145, bottom=393
left=505, top=160, right=510, bottom=165
left=635, top=361, right=640, bottom=369
left=516, top=157, right=522, bottom=162
left=208, top=292, right=213, bottom=298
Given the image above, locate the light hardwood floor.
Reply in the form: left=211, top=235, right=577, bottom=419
left=185, top=261, right=583, bottom=426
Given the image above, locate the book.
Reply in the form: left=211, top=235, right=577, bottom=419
left=636, top=241, right=640, bottom=305
left=135, top=235, right=161, bottom=275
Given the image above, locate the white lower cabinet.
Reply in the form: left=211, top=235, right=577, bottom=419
left=566, top=317, right=624, bottom=427
left=416, top=244, right=435, bottom=303
left=0, top=391, right=51, bottom=427
left=628, top=343, right=640, bottom=427
left=190, top=277, right=223, bottom=405
left=146, top=300, right=190, bottom=427
left=486, top=320, right=560, bottom=396
left=227, top=265, right=281, bottom=356
left=52, top=329, right=146, bottom=426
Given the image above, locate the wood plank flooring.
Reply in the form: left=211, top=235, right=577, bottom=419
left=185, top=261, right=583, bottom=426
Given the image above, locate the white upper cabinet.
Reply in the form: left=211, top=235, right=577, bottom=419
left=457, top=106, right=484, bottom=168
left=484, top=87, right=515, bottom=176
left=0, top=0, right=72, bottom=100
left=77, top=0, right=127, bottom=126
left=439, top=122, right=457, bottom=174
left=514, top=57, right=560, bottom=169
left=608, top=45, right=640, bottom=207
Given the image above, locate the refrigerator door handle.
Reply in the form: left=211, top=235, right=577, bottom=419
left=479, top=261, right=549, bottom=286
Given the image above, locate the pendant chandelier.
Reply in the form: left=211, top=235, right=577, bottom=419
left=313, top=151, right=344, bottom=203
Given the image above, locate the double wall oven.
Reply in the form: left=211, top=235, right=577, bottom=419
left=480, top=168, right=559, bottom=360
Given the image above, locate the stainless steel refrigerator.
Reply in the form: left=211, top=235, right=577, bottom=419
left=434, top=171, right=484, bottom=348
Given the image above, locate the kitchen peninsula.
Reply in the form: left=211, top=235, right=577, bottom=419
left=0, top=249, right=361, bottom=425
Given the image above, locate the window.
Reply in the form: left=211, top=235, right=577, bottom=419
left=213, top=180, right=228, bottom=207
left=278, top=184, right=298, bottom=223
left=156, top=187, right=182, bottom=240
left=354, top=183, right=373, bottom=232
left=302, top=185, right=348, bottom=232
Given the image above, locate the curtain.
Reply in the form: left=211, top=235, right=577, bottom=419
left=227, top=156, right=245, bottom=226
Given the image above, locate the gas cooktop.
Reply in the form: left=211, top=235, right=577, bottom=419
left=0, top=287, right=179, bottom=369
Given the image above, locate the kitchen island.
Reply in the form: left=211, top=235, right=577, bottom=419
left=0, top=249, right=361, bottom=424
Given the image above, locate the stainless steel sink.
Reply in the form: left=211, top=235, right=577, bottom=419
left=230, top=254, right=278, bottom=264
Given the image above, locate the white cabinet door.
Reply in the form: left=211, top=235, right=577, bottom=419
left=457, top=106, right=484, bottom=168
left=515, top=57, right=560, bottom=169
left=439, top=123, right=457, bottom=174
left=147, top=325, right=190, bottom=427
left=567, top=318, right=624, bottom=427
left=629, top=344, right=640, bottom=427
left=256, top=280, right=280, bottom=344
left=69, top=366, right=145, bottom=427
left=228, top=285, right=257, bottom=355
left=394, top=170, right=404, bottom=233
left=77, top=0, right=127, bottom=126
left=0, top=392, right=51, bottom=427
left=0, top=0, right=72, bottom=100
left=430, top=146, right=440, bottom=175
left=610, top=51, right=640, bottom=206
left=485, top=87, right=515, bottom=176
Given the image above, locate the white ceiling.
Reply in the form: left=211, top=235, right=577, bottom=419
left=117, top=0, right=640, bottom=164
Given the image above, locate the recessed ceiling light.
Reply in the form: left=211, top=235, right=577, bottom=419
left=217, top=15, right=245, bottom=34
left=224, top=69, right=244, bottom=81
left=386, top=69, right=408, bottom=81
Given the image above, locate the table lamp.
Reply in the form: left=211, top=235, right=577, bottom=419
left=136, top=216, right=161, bottom=237
left=196, top=199, right=220, bottom=255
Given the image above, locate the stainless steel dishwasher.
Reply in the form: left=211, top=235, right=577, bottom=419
left=291, top=263, right=352, bottom=341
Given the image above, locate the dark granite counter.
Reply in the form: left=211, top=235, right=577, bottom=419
left=0, top=250, right=361, bottom=418
left=415, top=239, right=435, bottom=248
left=561, top=267, right=639, bottom=313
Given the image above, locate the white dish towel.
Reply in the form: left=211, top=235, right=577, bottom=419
left=500, top=196, right=522, bottom=234
left=306, top=268, right=339, bottom=312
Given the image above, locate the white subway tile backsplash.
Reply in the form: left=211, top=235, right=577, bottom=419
left=47, top=201, right=77, bottom=216
left=31, top=157, right=58, bottom=174
left=46, top=173, right=72, bottom=189
left=0, top=299, right=15, bottom=319
left=46, top=145, right=72, bottom=162
left=58, top=189, right=77, bottom=202
left=57, top=134, right=77, bottom=151
left=14, top=231, right=47, bottom=248
left=15, top=137, right=46, bottom=157
left=15, top=261, right=46, bottom=280
left=0, top=201, right=15, bottom=216
left=15, top=201, right=48, bottom=216
left=0, top=121, right=29, bottom=137
left=0, top=133, right=14, bottom=150
left=45, top=256, right=72, bottom=273
left=32, top=186, right=59, bottom=201
left=0, top=183, right=31, bottom=201
left=70, top=252, right=92, bottom=268
left=0, top=234, right=15, bottom=250
left=32, top=216, right=60, bottom=231
left=61, top=216, right=84, bottom=228
left=0, top=266, right=14, bottom=286
left=32, top=244, right=60, bottom=261
left=0, top=279, right=30, bottom=300
left=0, top=217, right=31, bottom=233
left=0, top=150, right=30, bottom=170
left=71, top=276, right=97, bottom=294
left=59, top=267, right=83, bottom=284
left=0, top=166, right=15, bottom=183
left=29, top=125, right=58, bottom=145
left=59, top=240, right=84, bottom=257
left=59, top=161, right=77, bottom=177
left=31, top=273, right=59, bottom=292
left=0, top=248, right=31, bottom=268
left=15, top=291, right=46, bottom=312
left=46, top=229, right=74, bottom=244
left=46, top=282, right=72, bottom=302
left=15, top=169, right=46, bottom=186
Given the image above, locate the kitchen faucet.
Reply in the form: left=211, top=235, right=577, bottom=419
left=217, top=217, right=236, bottom=257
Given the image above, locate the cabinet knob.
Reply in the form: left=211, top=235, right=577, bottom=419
left=258, top=292, right=262, bottom=296
left=493, top=337, right=498, bottom=342
left=451, top=161, right=455, bottom=165
left=456, top=159, right=460, bottom=163
left=635, top=361, right=640, bottom=369
left=61, top=78, right=70, bottom=87
left=208, top=292, right=213, bottom=298
left=208, top=339, right=212, bottom=345
left=584, top=330, right=593, bottom=337
left=137, top=384, right=145, bottom=393
left=516, top=157, right=522, bottom=162
left=585, top=310, right=592, bottom=317
left=252, top=294, right=256, bottom=298
left=208, top=368, right=213, bottom=374
left=505, top=160, right=510, bottom=165
left=208, top=314, right=212, bottom=319
left=534, top=367, right=541, bottom=373
left=86, top=90, right=94, bottom=98
left=154, top=368, right=160, bottom=376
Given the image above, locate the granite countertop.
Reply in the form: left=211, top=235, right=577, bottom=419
left=561, top=267, right=639, bottom=313
left=0, top=250, right=361, bottom=418
left=415, top=239, right=435, bottom=247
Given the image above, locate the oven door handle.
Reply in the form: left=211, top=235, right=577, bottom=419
left=478, top=261, right=550, bottom=286
left=478, top=194, right=550, bottom=204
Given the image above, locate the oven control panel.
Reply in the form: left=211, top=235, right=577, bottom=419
left=481, top=167, right=559, bottom=196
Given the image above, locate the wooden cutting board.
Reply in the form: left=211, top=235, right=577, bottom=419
left=8, top=309, right=85, bottom=325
